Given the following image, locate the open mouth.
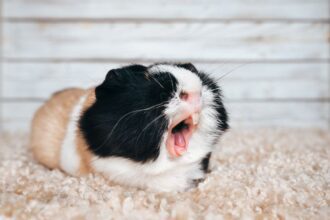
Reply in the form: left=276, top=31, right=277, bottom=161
left=166, top=113, right=199, bottom=158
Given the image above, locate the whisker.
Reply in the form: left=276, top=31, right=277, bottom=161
left=90, top=114, right=166, bottom=164
left=166, top=71, right=175, bottom=91
left=92, top=101, right=167, bottom=152
left=150, top=74, right=165, bottom=89
left=215, top=62, right=253, bottom=83
left=91, top=103, right=165, bottom=127
left=134, top=114, right=166, bottom=146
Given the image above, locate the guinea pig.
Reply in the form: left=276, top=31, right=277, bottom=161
left=30, top=63, right=228, bottom=192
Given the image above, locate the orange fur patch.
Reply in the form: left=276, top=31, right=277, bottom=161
left=30, top=88, right=86, bottom=170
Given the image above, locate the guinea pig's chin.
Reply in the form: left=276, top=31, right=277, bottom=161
left=165, top=113, right=200, bottom=158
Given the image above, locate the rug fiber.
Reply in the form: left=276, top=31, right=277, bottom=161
left=0, top=129, right=329, bottom=219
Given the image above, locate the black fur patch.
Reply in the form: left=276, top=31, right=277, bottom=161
left=80, top=64, right=178, bottom=162
left=201, top=152, right=212, bottom=173
left=197, top=71, right=229, bottom=131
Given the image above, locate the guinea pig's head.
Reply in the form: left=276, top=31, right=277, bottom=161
left=80, top=63, right=228, bottom=163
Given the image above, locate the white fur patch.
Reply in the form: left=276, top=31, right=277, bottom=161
left=149, top=64, right=202, bottom=94
left=60, top=95, right=87, bottom=175
left=92, top=155, right=205, bottom=192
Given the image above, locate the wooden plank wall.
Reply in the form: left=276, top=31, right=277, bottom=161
left=1, top=0, right=329, bottom=131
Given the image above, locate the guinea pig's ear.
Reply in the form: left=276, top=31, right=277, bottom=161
left=104, top=65, right=147, bottom=83
left=104, top=68, right=122, bottom=82
left=95, top=68, right=124, bottom=99
left=95, top=65, right=147, bottom=98
left=176, top=63, right=198, bottom=73
left=101, top=68, right=124, bottom=88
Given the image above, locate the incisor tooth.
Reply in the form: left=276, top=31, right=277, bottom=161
left=192, top=113, right=200, bottom=125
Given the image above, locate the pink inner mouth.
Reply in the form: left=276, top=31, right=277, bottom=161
left=166, top=116, right=196, bottom=158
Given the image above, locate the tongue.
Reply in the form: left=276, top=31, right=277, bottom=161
left=174, top=132, right=186, bottom=148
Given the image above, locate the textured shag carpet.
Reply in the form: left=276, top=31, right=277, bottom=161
left=0, top=129, right=329, bottom=220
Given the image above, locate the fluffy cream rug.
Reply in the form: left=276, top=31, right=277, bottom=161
left=0, top=129, right=329, bottom=220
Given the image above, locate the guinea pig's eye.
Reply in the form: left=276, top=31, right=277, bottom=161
left=179, top=91, right=189, bottom=100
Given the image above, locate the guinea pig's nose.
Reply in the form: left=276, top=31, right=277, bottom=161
left=180, top=91, right=202, bottom=113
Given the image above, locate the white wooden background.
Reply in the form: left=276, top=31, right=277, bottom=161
left=0, top=0, right=329, bottom=131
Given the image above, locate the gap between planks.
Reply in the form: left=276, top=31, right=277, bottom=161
left=3, top=58, right=330, bottom=64
left=3, top=18, right=330, bottom=24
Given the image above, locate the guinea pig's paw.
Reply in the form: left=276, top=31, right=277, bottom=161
left=191, top=178, right=206, bottom=188
left=178, top=178, right=205, bottom=192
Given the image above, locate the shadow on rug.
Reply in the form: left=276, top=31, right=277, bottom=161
left=0, top=129, right=329, bottom=220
